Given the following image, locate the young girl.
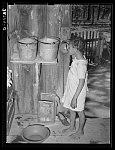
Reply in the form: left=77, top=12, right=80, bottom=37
left=61, top=37, right=88, bottom=139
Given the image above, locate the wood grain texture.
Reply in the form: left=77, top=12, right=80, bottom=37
left=40, top=5, right=71, bottom=99
left=36, top=5, right=47, bottom=38
left=61, top=5, right=71, bottom=27
left=39, top=5, right=61, bottom=96
left=12, top=64, right=36, bottom=114
left=47, top=5, right=60, bottom=37
left=40, top=64, right=58, bottom=94
left=8, top=6, right=20, bottom=34
left=7, top=95, right=15, bottom=135
left=9, top=5, right=72, bottom=115
left=56, top=51, right=64, bottom=98
left=56, top=51, right=70, bottom=98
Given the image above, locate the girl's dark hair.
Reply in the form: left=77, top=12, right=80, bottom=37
left=69, top=37, right=85, bottom=53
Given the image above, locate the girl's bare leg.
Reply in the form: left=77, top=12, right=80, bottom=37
left=62, top=110, right=76, bottom=134
left=69, top=110, right=86, bottom=139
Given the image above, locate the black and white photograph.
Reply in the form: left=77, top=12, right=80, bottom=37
left=4, top=3, right=111, bottom=145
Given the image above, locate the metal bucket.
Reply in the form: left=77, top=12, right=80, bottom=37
left=37, top=93, right=58, bottom=123
left=38, top=37, right=60, bottom=61
left=38, top=100, right=56, bottom=123
left=18, top=37, right=38, bottom=61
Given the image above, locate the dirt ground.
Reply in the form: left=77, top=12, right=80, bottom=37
left=7, top=113, right=110, bottom=144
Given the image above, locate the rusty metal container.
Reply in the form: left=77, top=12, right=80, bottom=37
left=17, top=37, right=38, bottom=61
left=38, top=37, right=59, bottom=61
left=37, top=93, right=56, bottom=123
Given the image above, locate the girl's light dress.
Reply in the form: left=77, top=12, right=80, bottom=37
left=61, top=57, right=88, bottom=112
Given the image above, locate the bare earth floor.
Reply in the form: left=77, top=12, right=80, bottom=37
left=7, top=114, right=110, bottom=144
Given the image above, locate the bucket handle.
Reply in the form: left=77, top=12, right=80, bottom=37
left=28, top=36, right=38, bottom=41
left=18, top=42, right=37, bottom=46
left=38, top=41, right=59, bottom=45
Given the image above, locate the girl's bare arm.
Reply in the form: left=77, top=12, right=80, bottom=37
left=74, top=79, right=85, bottom=100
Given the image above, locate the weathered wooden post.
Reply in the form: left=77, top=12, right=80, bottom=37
left=40, top=5, right=71, bottom=100
left=57, top=5, right=71, bottom=99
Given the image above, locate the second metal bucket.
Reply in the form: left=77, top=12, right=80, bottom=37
left=38, top=37, right=60, bottom=61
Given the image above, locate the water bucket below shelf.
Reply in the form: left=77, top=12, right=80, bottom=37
left=18, top=37, right=38, bottom=61
left=38, top=100, right=56, bottom=123
left=37, top=93, right=57, bottom=123
left=38, top=37, right=59, bottom=61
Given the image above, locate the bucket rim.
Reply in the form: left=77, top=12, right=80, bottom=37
left=18, top=36, right=38, bottom=45
left=21, top=124, right=50, bottom=143
left=38, top=36, right=60, bottom=45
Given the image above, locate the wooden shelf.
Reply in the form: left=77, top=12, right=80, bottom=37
left=10, top=55, right=57, bottom=64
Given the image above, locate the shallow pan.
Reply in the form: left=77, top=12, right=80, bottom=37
left=21, top=124, right=50, bottom=143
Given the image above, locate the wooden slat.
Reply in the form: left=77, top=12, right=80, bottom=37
left=7, top=97, right=15, bottom=135
left=84, top=38, right=99, bottom=42
left=39, top=5, right=62, bottom=97
left=92, top=31, right=94, bottom=49
left=85, top=40, right=88, bottom=58
left=63, top=53, right=70, bottom=92
left=94, top=30, right=96, bottom=39
left=89, top=30, right=92, bottom=39
left=56, top=51, right=65, bottom=99
left=7, top=107, right=15, bottom=135
left=10, top=55, right=57, bottom=64
left=82, top=31, right=84, bottom=39
left=79, top=32, right=81, bottom=37
left=12, top=63, right=36, bottom=114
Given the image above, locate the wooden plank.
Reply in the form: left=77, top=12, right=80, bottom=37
left=63, top=53, right=70, bottom=92
left=94, top=32, right=103, bottom=63
left=40, top=64, right=58, bottom=94
left=12, top=63, right=37, bottom=114
left=92, top=31, right=94, bottom=50
left=90, top=31, right=94, bottom=63
left=39, top=5, right=61, bottom=96
left=84, top=38, right=99, bottom=42
left=39, top=5, right=71, bottom=99
left=7, top=98, right=15, bottom=135
left=98, top=35, right=104, bottom=59
left=56, top=51, right=65, bottom=99
left=79, top=32, right=81, bottom=37
left=89, top=30, right=92, bottom=39
left=33, top=63, right=40, bottom=114
left=61, top=5, right=71, bottom=27
left=82, top=31, right=84, bottom=39
left=10, top=58, right=57, bottom=64
left=55, top=50, right=70, bottom=113
left=60, top=27, right=71, bottom=41
left=46, top=65, right=58, bottom=93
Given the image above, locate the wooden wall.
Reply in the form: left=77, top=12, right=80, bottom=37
left=8, top=5, right=71, bottom=114
left=40, top=5, right=71, bottom=101
left=39, top=5, right=61, bottom=96
left=8, top=5, right=40, bottom=114
left=71, top=4, right=111, bottom=26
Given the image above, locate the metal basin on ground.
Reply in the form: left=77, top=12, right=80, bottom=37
left=21, top=124, right=50, bottom=143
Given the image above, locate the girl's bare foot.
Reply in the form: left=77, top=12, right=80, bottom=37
left=62, top=127, right=76, bottom=134
left=69, top=129, right=84, bottom=139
